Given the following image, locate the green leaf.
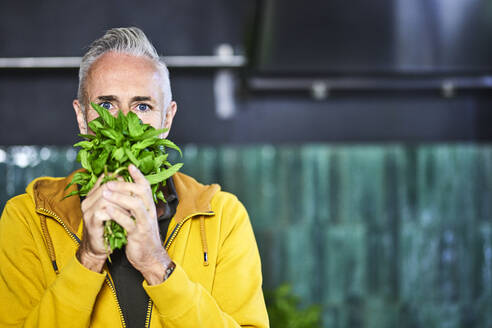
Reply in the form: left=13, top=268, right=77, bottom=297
left=63, top=190, right=80, bottom=199
left=139, top=152, right=154, bottom=174
left=92, top=149, right=110, bottom=175
left=90, top=102, right=116, bottom=129
left=124, top=147, right=140, bottom=166
left=78, top=133, right=96, bottom=140
left=100, top=128, right=123, bottom=143
left=65, top=171, right=91, bottom=190
left=148, top=183, right=157, bottom=203
left=72, top=171, right=90, bottom=181
left=132, top=138, right=156, bottom=151
left=156, top=139, right=182, bottom=156
left=104, top=219, right=128, bottom=251
left=115, top=110, right=127, bottom=133
left=156, top=190, right=165, bottom=202
left=137, top=128, right=168, bottom=140
left=127, top=112, right=144, bottom=138
left=89, top=173, right=97, bottom=184
left=79, top=183, right=93, bottom=196
left=100, top=139, right=115, bottom=149
left=73, top=140, right=93, bottom=150
left=153, top=154, right=168, bottom=170
left=145, top=163, right=183, bottom=185
left=88, top=120, right=104, bottom=133
left=78, top=174, right=98, bottom=196
left=79, top=149, right=92, bottom=172
left=112, top=147, right=125, bottom=161
left=151, top=184, right=159, bottom=194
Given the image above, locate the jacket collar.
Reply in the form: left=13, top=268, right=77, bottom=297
left=171, top=172, right=220, bottom=222
left=26, top=170, right=220, bottom=232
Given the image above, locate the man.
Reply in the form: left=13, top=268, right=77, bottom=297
left=0, top=27, right=269, bottom=327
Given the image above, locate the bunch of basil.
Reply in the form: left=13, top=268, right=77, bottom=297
left=65, top=102, right=182, bottom=252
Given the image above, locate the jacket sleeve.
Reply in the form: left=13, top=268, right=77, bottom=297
left=143, top=194, right=269, bottom=328
left=0, top=198, right=106, bottom=327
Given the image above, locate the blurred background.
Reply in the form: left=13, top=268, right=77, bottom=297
left=1, top=0, right=492, bottom=327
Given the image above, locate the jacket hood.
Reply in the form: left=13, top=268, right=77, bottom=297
left=26, top=170, right=221, bottom=233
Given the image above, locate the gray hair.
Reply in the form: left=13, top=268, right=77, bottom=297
left=77, top=27, right=172, bottom=114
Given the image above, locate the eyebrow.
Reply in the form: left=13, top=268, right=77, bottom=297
left=95, top=95, right=154, bottom=103
left=131, top=96, right=153, bottom=103
left=96, top=95, right=118, bottom=102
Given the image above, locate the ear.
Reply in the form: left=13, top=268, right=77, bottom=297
left=73, top=99, right=87, bottom=135
left=161, top=101, right=177, bottom=139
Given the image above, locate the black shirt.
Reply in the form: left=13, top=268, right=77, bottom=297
left=107, top=177, right=179, bottom=328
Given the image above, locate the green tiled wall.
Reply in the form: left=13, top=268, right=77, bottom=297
left=1, top=145, right=491, bottom=328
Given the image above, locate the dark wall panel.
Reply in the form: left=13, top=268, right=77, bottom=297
left=1, top=68, right=492, bottom=145
left=0, top=0, right=253, bottom=56
left=0, top=0, right=491, bottom=145
left=0, top=70, right=79, bottom=145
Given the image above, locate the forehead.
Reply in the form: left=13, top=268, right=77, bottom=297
left=86, top=52, right=163, bottom=99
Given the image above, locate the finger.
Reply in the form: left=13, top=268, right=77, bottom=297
left=86, top=205, right=131, bottom=241
left=83, top=171, right=125, bottom=211
left=102, top=189, right=150, bottom=219
left=91, top=209, right=110, bottom=231
left=105, top=180, right=147, bottom=197
left=105, top=180, right=153, bottom=211
left=128, top=164, right=148, bottom=186
left=83, top=194, right=130, bottom=220
left=106, top=205, right=137, bottom=233
left=82, top=173, right=111, bottom=211
left=82, top=183, right=109, bottom=212
left=107, top=166, right=153, bottom=200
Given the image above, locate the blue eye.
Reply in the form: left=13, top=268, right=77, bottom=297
left=100, top=102, right=112, bottom=110
left=137, top=104, right=150, bottom=111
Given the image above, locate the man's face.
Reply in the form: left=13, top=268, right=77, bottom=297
left=73, top=52, right=176, bottom=138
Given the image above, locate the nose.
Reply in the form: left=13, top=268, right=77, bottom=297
left=119, top=106, right=132, bottom=116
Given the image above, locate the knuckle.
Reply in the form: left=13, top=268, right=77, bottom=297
left=128, top=197, right=139, bottom=207
left=106, top=205, right=114, bottom=214
left=93, top=199, right=105, bottom=211
left=94, top=210, right=107, bottom=221
left=134, top=184, right=145, bottom=194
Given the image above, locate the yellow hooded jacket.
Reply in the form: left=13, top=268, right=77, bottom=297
left=0, top=170, right=269, bottom=328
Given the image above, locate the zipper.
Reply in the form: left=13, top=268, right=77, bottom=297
left=40, top=207, right=214, bottom=328
left=144, top=296, right=153, bottom=328
left=37, top=208, right=80, bottom=244
left=38, top=207, right=127, bottom=328
left=106, top=275, right=127, bottom=328
left=144, top=211, right=214, bottom=328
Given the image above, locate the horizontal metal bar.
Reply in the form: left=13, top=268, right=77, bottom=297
left=0, top=57, right=81, bottom=68
left=0, top=55, right=246, bottom=69
left=165, top=55, right=245, bottom=68
left=248, top=76, right=492, bottom=91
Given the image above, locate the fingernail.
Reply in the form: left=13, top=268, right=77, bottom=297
left=106, top=182, right=115, bottom=190
left=103, top=190, right=111, bottom=197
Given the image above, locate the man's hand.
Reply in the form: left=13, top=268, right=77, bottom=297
left=102, top=164, right=172, bottom=285
left=77, top=174, right=121, bottom=272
